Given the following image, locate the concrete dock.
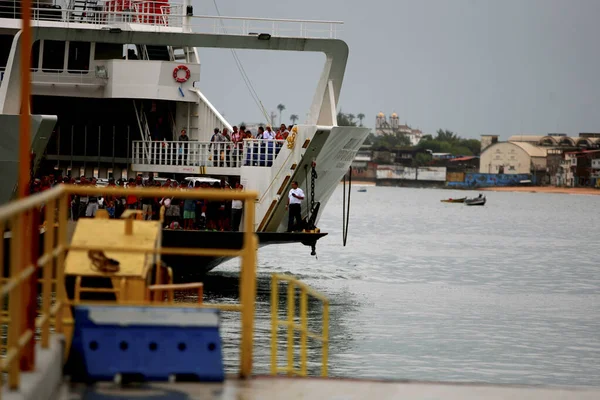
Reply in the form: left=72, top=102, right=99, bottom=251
left=60, top=376, right=600, bottom=400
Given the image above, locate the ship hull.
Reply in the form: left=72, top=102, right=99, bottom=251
left=262, top=125, right=370, bottom=233
left=162, top=230, right=327, bottom=282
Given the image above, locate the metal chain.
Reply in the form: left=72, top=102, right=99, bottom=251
left=310, top=163, right=317, bottom=213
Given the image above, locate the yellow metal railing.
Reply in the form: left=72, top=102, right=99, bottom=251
left=270, top=273, right=329, bottom=377
left=0, top=185, right=259, bottom=395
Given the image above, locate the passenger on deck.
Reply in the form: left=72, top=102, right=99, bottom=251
left=178, top=129, right=189, bottom=165
left=263, top=125, right=275, bottom=140
left=209, top=128, right=227, bottom=167
left=222, top=128, right=232, bottom=167
left=126, top=179, right=138, bottom=210
left=256, top=126, right=265, bottom=139
left=231, top=126, right=244, bottom=167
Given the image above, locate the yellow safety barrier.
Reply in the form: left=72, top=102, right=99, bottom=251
left=0, top=185, right=259, bottom=396
left=270, top=273, right=329, bottom=377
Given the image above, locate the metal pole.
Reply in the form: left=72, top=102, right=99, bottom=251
left=239, top=197, right=257, bottom=378
left=18, top=0, right=37, bottom=374
left=270, top=274, right=278, bottom=375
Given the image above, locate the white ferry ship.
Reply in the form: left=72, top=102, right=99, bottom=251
left=0, top=0, right=369, bottom=275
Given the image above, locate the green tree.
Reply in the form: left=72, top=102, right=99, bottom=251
left=412, top=152, right=432, bottom=167
left=363, top=132, right=376, bottom=145
left=337, top=111, right=357, bottom=127
left=290, top=114, right=299, bottom=125
left=435, top=129, right=458, bottom=143
left=357, top=113, right=365, bottom=127
left=372, top=133, right=411, bottom=149
left=416, top=129, right=480, bottom=156
left=277, top=103, right=286, bottom=125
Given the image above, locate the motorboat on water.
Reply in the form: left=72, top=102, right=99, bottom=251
left=465, top=195, right=486, bottom=206
left=440, top=197, right=466, bottom=203
left=0, top=0, right=370, bottom=275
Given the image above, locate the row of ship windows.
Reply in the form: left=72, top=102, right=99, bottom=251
left=1, top=36, right=133, bottom=73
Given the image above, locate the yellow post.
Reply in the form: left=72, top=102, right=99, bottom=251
left=270, top=274, right=278, bottom=375
left=8, top=217, right=22, bottom=389
left=55, top=193, right=68, bottom=334
left=300, top=287, right=308, bottom=376
left=322, top=301, right=329, bottom=377
left=286, top=281, right=295, bottom=376
left=239, top=197, right=257, bottom=378
left=41, top=199, right=56, bottom=348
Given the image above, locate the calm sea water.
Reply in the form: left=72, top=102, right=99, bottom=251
left=201, top=186, right=600, bottom=387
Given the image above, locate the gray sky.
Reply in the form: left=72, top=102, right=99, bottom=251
left=193, top=0, right=600, bottom=139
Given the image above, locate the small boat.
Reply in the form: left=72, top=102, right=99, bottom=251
left=440, top=197, right=466, bottom=203
left=357, top=188, right=367, bottom=193
left=465, top=195, right=486, bottom=206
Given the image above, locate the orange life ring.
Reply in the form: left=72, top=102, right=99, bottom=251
left=173, top=65, right=190, bottom=83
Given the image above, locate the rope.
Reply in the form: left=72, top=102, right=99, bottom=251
left=211, top=0, right=270, bottom=123
left=342, top=166, right=352, bottom=246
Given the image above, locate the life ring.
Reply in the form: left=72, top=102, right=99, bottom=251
left=172, top=65, right=190, bottom=83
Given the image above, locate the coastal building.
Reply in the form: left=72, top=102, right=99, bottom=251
left=556, top=149, right=600, bottom=187
left=374, top=112, right=423, bottom=145
left=479, top=141, right=548, bottom=175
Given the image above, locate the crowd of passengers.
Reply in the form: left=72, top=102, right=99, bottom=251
left=32, top=173, right=246, bottom=231
left=171, top=124, right=293, bottom=167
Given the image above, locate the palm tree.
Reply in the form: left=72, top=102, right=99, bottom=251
left=357, top=113, right=365, bottom=127
left=277, top=104, right=286, bottom=125
left=347, top=113, right=356, bottom=124
left=290, top=114, right=299, bottom=125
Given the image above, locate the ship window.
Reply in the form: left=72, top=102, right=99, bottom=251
left=0, top=35, right=12, bottom=69
left=31, top=40, right=40, bottom=71
left=68, top=42, right=91, bottom=73
left=42, top=40, right=66, bottom=72
left=94, top=42, right=122, bottom=60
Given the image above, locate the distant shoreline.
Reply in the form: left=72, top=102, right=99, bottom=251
left=480, top=186, right=600, bottom=196
left=341, top=180, right=376, bottom=186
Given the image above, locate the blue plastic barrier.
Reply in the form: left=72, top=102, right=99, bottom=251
left=70, top=305, right=224, bottom=382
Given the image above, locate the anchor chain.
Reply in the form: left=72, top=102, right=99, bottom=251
left=310, top=161, right=317, bottom=214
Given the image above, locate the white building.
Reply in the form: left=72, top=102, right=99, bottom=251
left=374, top=112, right=423, bottom=146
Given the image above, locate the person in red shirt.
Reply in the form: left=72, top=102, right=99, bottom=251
left=126, top=180, right=138, bottom=210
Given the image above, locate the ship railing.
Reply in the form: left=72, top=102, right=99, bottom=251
left=131, top=139, right=285, bottom=169
left=13, top=68, right=108, bottom=86
left=188, top=15, right=343, bottom=39
left=0, top=3, right=343, bottom=38
left=0, top=185, right=259, bottom=391
left=270, top=273, right=329, bottom=377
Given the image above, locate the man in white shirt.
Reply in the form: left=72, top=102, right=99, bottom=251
left=263, top=126, right=275, bottom=140
left=286, top=181, right=304, bottom=232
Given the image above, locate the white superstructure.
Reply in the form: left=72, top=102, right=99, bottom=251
left=0, top=0, right=369, bottom=231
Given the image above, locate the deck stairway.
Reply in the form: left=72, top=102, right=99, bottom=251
left=144, top=45, right=171, bottom=61
left=68, top=0, right=99, bottom=22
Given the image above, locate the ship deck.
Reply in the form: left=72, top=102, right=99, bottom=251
left=61, top=376, right=600, bottom=399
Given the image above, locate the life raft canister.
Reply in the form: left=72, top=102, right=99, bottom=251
left=173, top=65, right=190, bottom=83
